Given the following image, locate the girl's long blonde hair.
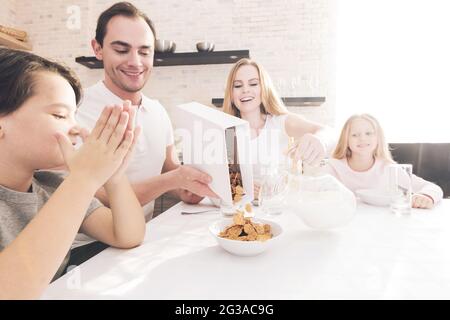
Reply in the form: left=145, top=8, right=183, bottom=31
left=223, top=58, right=288, bottom=117
left=333, top=114, right=394, bottom=162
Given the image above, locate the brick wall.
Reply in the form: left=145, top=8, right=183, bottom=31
left=0, top=0, right=17, bottom=27
left=11, top=0, right=336, bottom=126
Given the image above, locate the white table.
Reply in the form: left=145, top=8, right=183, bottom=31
left=42, top=200, right=450, bottom=299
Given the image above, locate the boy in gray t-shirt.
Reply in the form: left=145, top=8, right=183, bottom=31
left=0, top=171, right=103, bottom=279
left=0, top=48, right=145, bottom=299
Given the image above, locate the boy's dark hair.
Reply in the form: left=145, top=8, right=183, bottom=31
left=0, top=47, right=82, bottom=116
left=95, top=2, right=156, bottom=47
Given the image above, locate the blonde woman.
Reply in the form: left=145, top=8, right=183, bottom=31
left=223, top=58, right=334, bottom=194
left=324, top=114, right=443, bottom=208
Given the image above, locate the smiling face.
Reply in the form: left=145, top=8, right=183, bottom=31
left=93, top=15, right=155, bottom=94
left=348, top=118, right=378, bottom=157
left=0, top=71, right=80, bottom=170
left=231, top=64, right=262, bottom=116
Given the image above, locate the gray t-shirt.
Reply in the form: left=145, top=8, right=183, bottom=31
left=0, top=170, right=103, bottom=280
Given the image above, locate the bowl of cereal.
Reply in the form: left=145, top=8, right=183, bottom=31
left=209, top=212, right=282, bottom=256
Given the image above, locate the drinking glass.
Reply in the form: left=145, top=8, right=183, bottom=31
left=389, top=164, right=413, bottom=215
left=258, top=165, right=289, bottom=216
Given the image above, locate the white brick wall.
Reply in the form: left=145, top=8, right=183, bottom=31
left=0, top=0, right=17, bottom=27
left=10, top=0, right=336, bottom=126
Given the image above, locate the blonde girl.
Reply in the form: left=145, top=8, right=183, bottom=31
left=325, top=114, right=443, bottom=208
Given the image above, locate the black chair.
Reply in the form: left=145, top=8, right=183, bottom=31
left=389, top=143, right=450, bottom=198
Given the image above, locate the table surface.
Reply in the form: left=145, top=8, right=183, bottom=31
left=42, top=199, right=450, bottom=299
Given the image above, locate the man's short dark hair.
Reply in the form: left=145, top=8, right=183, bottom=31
left=95, top=2, right=157, bottom=47
left=0, top=47, right=82, bottom=116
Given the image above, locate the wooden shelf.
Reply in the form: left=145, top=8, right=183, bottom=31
left=212, top=96, right=326, bottom=108
left=76, top=50, right=250, bottom=69
left=0, top=32, right=31, bottom=51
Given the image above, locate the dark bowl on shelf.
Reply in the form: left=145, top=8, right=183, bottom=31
left=155, top=40, right=176, bottom=53
left=196, top=41, right=215, bottom=52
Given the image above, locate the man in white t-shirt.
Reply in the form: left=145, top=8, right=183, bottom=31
left=76, top=2, right=217, bottom=221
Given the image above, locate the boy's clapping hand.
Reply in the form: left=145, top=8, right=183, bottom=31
left=55, top=104, right=137, bottom=189
left=104, top=100, right=141, bottom=186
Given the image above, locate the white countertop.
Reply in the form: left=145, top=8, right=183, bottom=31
left=42, top=199, right=450, bottom=299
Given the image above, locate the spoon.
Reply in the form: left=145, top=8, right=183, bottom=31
left=180, top=209, right=219, bottom=215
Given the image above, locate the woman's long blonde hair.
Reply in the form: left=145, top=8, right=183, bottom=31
left=223, top=58, right=288, bottom=117
left=333, top=114, right=394, bottom=162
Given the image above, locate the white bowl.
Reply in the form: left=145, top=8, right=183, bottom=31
left=356, top=188, right=391, bottom=206
left=209, top=218, right=282, bottom=256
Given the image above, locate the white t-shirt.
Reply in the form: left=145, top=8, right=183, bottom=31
left=76, top=81, right=174, bottom=218
left=250, top=114, right=289, bottom=183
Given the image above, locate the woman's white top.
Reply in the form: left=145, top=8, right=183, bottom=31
left=250, top=114, right=290, bottom=182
